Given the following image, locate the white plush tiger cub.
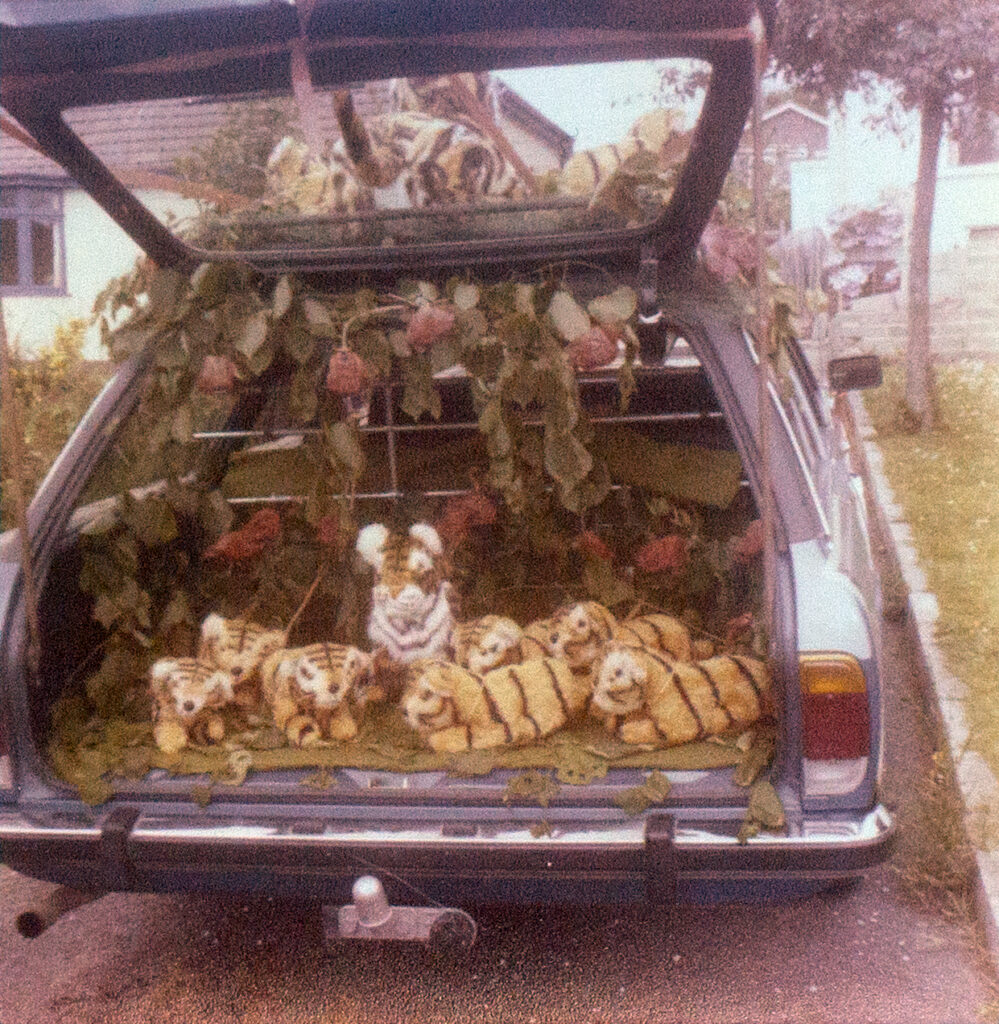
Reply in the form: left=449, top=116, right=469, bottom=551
left=402, top=658, right=590, bottom=754
left=148, top=657, right=237, bottom=755
left=452, top=615, right=523, bottom=674
left=356, top=522, right=455, bottom=665
left=332, top=89, right=526, bottom=208
left=590, top=642, right=771, bottom=747
left=197, top=614, right=286, bottom=711
left=547, top=601, right=618, bottom=672
left=260, top=643, right=374, bottom=747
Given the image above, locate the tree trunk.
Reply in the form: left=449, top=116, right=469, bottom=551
left=905, top=88, right=945, bottom=431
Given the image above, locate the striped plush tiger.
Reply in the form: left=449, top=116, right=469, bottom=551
left=559, top=107, right=688, bottom=200
left=549, top=602, right=693, bottom=672
left=590, top=642, right=772, bottom=747
left=402, top=657, right=591, bottom=753
left=197, top=614, right=286, bottom=711
left=452, top=615, right=524, bottom=674
left=548, top=601, right=618, bottom=671
left=356, top=522, right=456, bottom=665
left=148, top=657, right=237, bottom=755
left=520, top=616, right=558, bottom=660
left=613, top=613, right=692, bottom=663
left=266, top=90, right=526, bottom=217
left=261, top=642, right=374, bottom=746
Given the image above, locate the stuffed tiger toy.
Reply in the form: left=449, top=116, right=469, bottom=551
left=548, top=602, right=693, bottom=672
left=266, top=87, right=527, bottom=217
left=558, top=107, right=688, bottom=200
left=452, top=614, right=524, bottom=674
left=356, top=522, right=456, bottom=665
left=148, top=657, right=237, bottom=755
left=197, top=614, right=286, bottom=711
left=402, top=657, right=591, bottom=753
left=590, top=642, right=772, bottom=747
left=261, top=642, right=374, bottom=746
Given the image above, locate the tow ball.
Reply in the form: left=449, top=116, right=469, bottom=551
left=325, top=875, right=477, bottom=952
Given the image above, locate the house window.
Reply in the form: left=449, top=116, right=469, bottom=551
left=0, top=186, right=66, bottom=296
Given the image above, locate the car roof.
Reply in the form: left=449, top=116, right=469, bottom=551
left=0, top=0, right=774, bottom=272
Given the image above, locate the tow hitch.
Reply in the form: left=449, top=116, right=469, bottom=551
left=325, top=876, right=477, bottom=952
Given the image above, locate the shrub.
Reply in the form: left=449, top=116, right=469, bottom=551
left=1, top=319, right=112, bottom=530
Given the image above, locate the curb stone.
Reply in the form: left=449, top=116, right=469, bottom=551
left=850, top=393, right=999, bottom=968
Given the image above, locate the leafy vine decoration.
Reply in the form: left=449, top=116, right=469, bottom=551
left=77, top=261, right=641, bottom=717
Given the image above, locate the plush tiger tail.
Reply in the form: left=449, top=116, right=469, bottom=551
left=613, top=613, right=692, bottom=662
left=332, top=89, right=396, bottom=188
left=640, top=649, right=771, bottom=746
left=478, top=658, right=588, bottom=745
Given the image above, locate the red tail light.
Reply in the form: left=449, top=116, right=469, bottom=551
left=800, top=653, right=870, bottom=759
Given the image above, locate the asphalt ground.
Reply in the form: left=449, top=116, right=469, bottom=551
left=0, top=597, right=996, bottom=1023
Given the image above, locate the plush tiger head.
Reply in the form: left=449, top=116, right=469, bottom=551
left=271, top=644, right=374, bottom=711
left=356, top=522, right=455, bottom=663
left=452, top=615, right=523, bottom=674
left=590, top=643, right=649, bottom=717
left=400, top=661, right=472, bottom=735
left=549, top=601, right=618, bottom=671
left=197, top=614, right=286, bottom=687
left=149, top=657, right=235, bottom=721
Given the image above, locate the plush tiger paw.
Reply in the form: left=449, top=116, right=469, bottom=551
left=286, top=714, right=322, bottom=748
left=619, top=717, right=659, bottom=745
left=153, top=719, right=189, bottom=756
left=327, top=707, right=359, bottom=742
left=427, top=726, right=473, bottom=754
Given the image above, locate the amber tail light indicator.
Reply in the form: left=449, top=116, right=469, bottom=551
left=799, top=653, right=871, bottom=759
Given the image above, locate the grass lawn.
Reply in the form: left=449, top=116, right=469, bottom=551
left=866, top=361, right=999, bottom=780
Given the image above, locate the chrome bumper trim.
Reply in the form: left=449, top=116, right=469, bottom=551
left=0, top=805, right=893, bottom=852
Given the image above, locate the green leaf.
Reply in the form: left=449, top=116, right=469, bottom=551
left=93, top=594, right=122, bottom=629
left=352, top=327, right=393, bottom=379
left=430, top=336, right=462, bottom=376
left=303, top=298, right=334, bottom=336
left=400, top=356, right=442, bottom=421
left=582, top=555, right=635, bottom=608
left=453, top=283, right=480, bottom=311
left=282, top=323, right=315, bottom=364
left=544, top=431, right=592, bottom=486
left=171, top=405, right=193, bottom=445
left=547, top=290, right=591, bottom=341
left=110, top=325, right=155, bottom=361
left=199, top=489, right=234, bottom=541
left=326, top=421, right=365, bottom=479
left=273, top=275, right=294, bottom=319
left=588, top=285, right=638, bottom=325
left=148, top=267, right=187, bottom=320
left=614, top=770, right=672, bottom=816
left=236, top=310, right=269, bottom=361
left=289, top=368, right=319, bottom=423
left=122, top=495, right=178, bottom=547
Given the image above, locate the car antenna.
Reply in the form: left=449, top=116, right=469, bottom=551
left=750, top=9, right=777, bottom=659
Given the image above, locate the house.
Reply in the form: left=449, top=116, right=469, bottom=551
left=732, top=100, right=829, bottom=192
left=0, top=79, right=572, bottom=358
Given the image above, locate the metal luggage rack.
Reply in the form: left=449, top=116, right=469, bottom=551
left=193, top=357, right=738, bottom=508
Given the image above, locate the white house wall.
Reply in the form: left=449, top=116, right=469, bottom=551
left=789, top=93, right=999, bottom=254
left=4, top=188, right=199, bottom=359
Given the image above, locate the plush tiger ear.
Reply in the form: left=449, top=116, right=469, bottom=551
left=409, top=522, right=443, bottom=557
left=200, top=612, right=225, bottom=643
left=356, top=523, right=389, bottom=570
left=149, top=658, right=179, bottom=695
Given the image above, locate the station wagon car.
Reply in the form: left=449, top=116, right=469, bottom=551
left=0, top=0, right=893, bottom=941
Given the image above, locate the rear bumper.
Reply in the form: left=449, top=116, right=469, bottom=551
left=0, top=802, right=895, bottom=904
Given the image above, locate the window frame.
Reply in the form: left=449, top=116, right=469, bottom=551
left=0, top=178, right=68, bottom=297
